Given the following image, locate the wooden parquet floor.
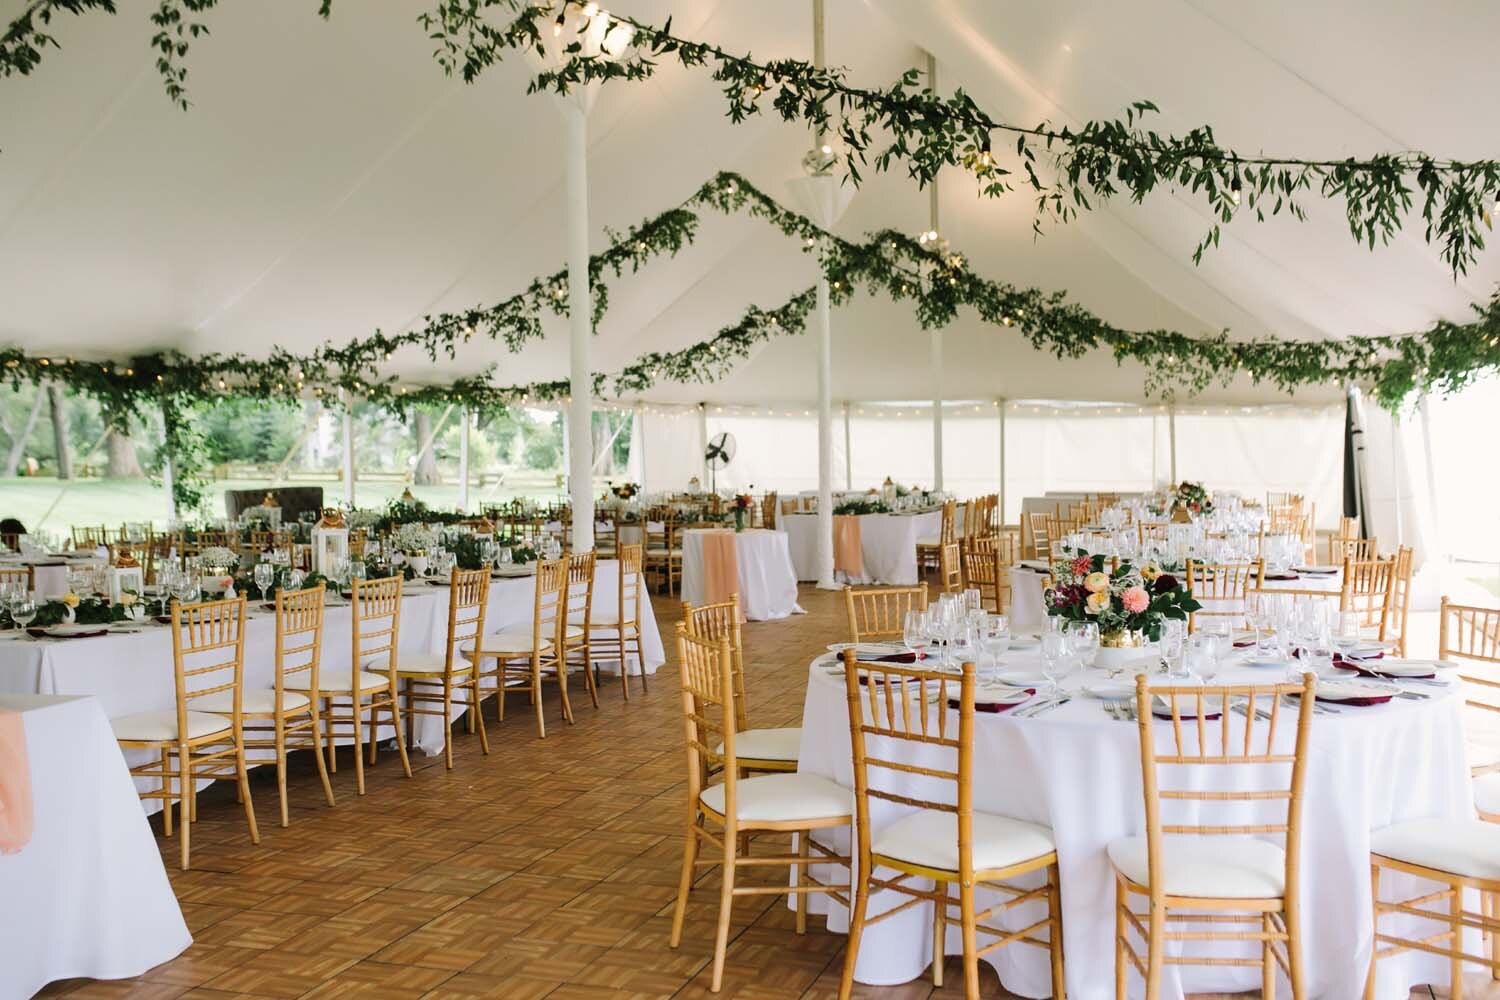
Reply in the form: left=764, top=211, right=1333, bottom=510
left=35, top=583, right=1467, bottom=1000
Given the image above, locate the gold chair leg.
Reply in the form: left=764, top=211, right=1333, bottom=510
left=531, top=659, right=546, bottom=739
left=309, top=708, right=335, bottom=808
left=1115, top=878, right=1128, bottom=1000
left=1453, top=884, right=1466, bottom=1000
left=932, top=881, right=946, bottom=987
left=839, top=865, right=871, bottom=1000
left=472, top=677, right=489, bottom=755
left=442, top=680, right=454, bottom=770
left=177, top=747, right=191, bottom=871
left=959, top=883, right=981, bottom=1000
left=351, top=696, right=366, bottom=795
left=389, top=689, right=413, bottom=778
left=1262, top=913, right=1276, bottom=1000
left=556, top=656, right=575, bottom=725
left=669, top=811, right=701, bottom=949
left=160, top=749, right=173, bottom=838
left=580, top=645, right=599, bottom=709
left=325, top=697, right=338, bottom=773
left=275, top=726, right=289, bottom=828
left=636, top=632, right=648, bottom=693
left=711, top=822, right=736, bottom=992
left=795, top=832, right=809, bottom=935
left=1049, top=862, right=1067, bottom=1000
left=618, top=632, right=630, bottom=700
left=235, top=743, right=260, bottom=846
left=1144, top=902, right=1166, bottom=1000
left=1365, top=865, right=1380, bottom=1000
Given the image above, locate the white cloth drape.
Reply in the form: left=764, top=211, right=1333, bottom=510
left=0, top=694, right=190, bottom=998
left=783, top=509, right=948, bottom=585
left=679, top=528, right=803, bottom=621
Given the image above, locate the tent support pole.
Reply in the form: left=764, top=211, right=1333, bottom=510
left=635, top=403, right=647, bottom=496
left=1418, top=392, right=1442, bottom=567
left=697, top=403, right=708, bottom=486
left=565, top=101, right=594, bottom=551
left=1167, top=401, right=1178, bottom=485
left=997, top=399, right=1007, bottom=524
left=842, top=401, right=852, bottom=492
left=807, top=0, right=837, bottom=589
left=458, top=407, right=471, bottom=512
left=341, top=394, right=356, bottom=508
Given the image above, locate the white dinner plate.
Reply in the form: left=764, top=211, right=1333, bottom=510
left=1242, top=655, right=1290, bottom=669
left=1294, top=565, right=1340, bottom=575
left=996, top=669, right=1048, bottom=687
left=1310, top=680, right=1395, bottom=704
left=929, top=685, right=1033, bottom=707
left=1082, top=680, right=1136, bottom=700
left=825, top=642, right=907, bottom=658
left=1363, top=658, right=1451, bottom=676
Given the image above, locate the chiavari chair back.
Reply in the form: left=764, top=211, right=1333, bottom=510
left=114, top=595, right=259, bottom=869
left=938, top=541, right=963, bottom=594
left=761, top=492, right=778, bottom=529
left=961, top=535, right=1007, bottom=612
left=1383, top=546, right=1414, bottom=656
left=1028, top=511, right=1052, bottom=560
left=844, top=584, right=928, bottom=643
left=1340, top=556, right=1396, bottom=635
left=1439, top=596, right=1500, bottom=774
left=470, top=558, right=573, bottom=738
left=564, top=549, right=600, bottom=710
left=1267, top=491, right=1303, bottom=512
left=670, top=628, right=851, bottom=991
left=1115, top=672, right=1316, bottom=1000
left=1137, top=521, right=1170, bottom=546
left=396, top=567, right=490, bottom=769
left=1328, top=535, right=1377, bottom=563
left=780, top=496, right=801, bottom=516
left=1185, top=559, right=1265, bottom=631
left=915, top=499, right=958, bottom=572
left=839, top=652, right=1064, bottom=998
left=348, top=527, right=368, bottom=558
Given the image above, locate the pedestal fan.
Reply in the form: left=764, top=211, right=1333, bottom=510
left=704, top=431, right=736, bottom=494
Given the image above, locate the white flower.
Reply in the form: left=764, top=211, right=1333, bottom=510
left=198, top=546, right=239, bottom=569
left=391, top=522, right=436, bottom=555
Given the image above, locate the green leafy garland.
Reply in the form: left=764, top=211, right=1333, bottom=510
left=7, top=1, right=1500, bottom=273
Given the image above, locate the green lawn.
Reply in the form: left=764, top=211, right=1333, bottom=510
left=0, top=475, right=572, bottom=533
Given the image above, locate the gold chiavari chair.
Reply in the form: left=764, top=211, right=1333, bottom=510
left=582, top=543, right=647, bottom=699
left=1027, top=512, right=1052, bottom=561
left=1185, top=559, right=1265, bottom=632
left=838, top=653, right=1064, bottom=1000
left=1384, top=546, right=1414, bottom=656
left=645, top=516, right=684, bottom=596
left=112, top=595, right=259, bottom=870
left=563, top=549, right=600, bottom=710
left=779, top=496, right=802, bottom=517
left=668, top=626, right=851, bottom=992
left=1113, top=672, right=1317, bottom=1000
left=1341, top=556, right=1396, bottom=637
left=594, top=509, right=619, bottom=558
left=146, top=531, right=178, bottom=584
left=916, top=499, right=957, bottom=572
left=348, top=527, right=368, bottom=559
left=291, top=575, right=411, bottom=795
left=468, top=557, right=574, bottom=738
left=683, top=593, right=799, bottom=775
left=209, top=583, right=334, bottom=826
left=1267, top=491, right=1303, bottom=512
left=1328, top=535, right=1378, bottom=563
left=760, top=492, right=778, bottom=529
left=1137, top=521, right=1170, bottom=546
left=396, top=567, right=489, bottom=770
left=961, top=536, right=1005, bottom=613
left=0, top=564, right=32, bottom=597
left=937, top=541, right=963, bottom=595
left=845, top=584, right=929, bottom=643
left=1440, top=598, right=1500, bottom=822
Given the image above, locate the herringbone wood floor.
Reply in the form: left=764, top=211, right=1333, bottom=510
left=36, top=583, right=1465, bottom=1000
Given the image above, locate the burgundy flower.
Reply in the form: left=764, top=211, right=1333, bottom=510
left=1154, top=574, right=1179, bottom=594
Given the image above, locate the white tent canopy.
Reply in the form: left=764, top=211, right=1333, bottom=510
left=1, top=0, right=1494, bottom=409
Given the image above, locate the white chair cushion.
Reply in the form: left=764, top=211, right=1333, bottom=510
left=1371, top=818, right=1500, bottom=881
left=699, top=772, right=851, bottom=824
left=1108, top=835, right=1286, bottom=898
left=873, top=807, right=1054, bottom=874
left=287, top=670, right=389, bottom=694
left=461, top=623, right=584, bottom=658
left=111, top=710, right=231, bottom=742
left=570, top=609, right=624, bottom=627
left=716, top=727, right=802, bottom=764
left=1475, top=773, right=1500, bottom=816
left=395, top=652, right=472, bottom=675
left=196, top=689, right=311, bottom=715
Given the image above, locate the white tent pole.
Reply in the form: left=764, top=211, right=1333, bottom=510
left=564, top=102, right=594, bottom=552
left=842, top=401, right=853, bottom=491
left=1167, top=401, right=1178, bottom=485
left=809, top=0, right=837, bottom=589
left=458, top=407, right=471, bottom=512
left=1417, top=392, right=1443, bottom=565
left=697, top=403, right=709, bottom=486
left=635, top=403, right=647, bottom=495
left=997, top=398, right=1007, bottom=523
left=1389, top=408, right=1403, bottom=547
left=340, top=394, right=356, bottom=508
left=926, top=51, right=944, bottom=494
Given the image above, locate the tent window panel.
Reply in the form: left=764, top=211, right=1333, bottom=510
left=1174, top=409, right=1342, bottom=530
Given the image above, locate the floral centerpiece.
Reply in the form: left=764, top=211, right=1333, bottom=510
left=1044, top=553, right=1200, bottom=656
left=731, top=493, right=753, bottom=532
left=390, top=522, right=436, bottom=576
left=1173, top=481, right=1214, bottom=516
left=197, top=545, right=241, bottom=592
left=609, top=481, right=639, bottom=501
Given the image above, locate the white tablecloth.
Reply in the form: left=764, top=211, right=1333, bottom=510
left=0, top=552, right=106, bottom=599
left=796, top=652, right=1473, bottom=1000
left=681, top=529, right=804, bottom=621
left=1008, top=564, right=1344, bottom=631
left=784, top=510, right=952, bottom=586
left=0, top=693, right=191, bottom=998
left=0, top=562, right=665, bottom=807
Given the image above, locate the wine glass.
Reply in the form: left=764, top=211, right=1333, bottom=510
left=252, top=561, right=275, bottom=602
left=11, top=597, right=36, bottom=632
left=480, top=541, right=498, bottom=567
left=978, top=613, right=1010, bottom=679
left=948, top=620, right=976, bottom=672
left=172, top=573, right=199, bottom=607
left=903, top=610, right=930, bottom=661
left=1066, top=620, right=1100, bottom=670
left=1040, top=631, right=1069, bottom=696
left=498, top=546, right=514, bottom=566
left=1184, top=632, right=1219, bottom=681
left=284, top=568, right=305, bottom=593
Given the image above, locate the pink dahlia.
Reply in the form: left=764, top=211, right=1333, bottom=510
left=1121, top=586, right=1150, bottom=614
left=1071, top=555, right=1092, bottom=577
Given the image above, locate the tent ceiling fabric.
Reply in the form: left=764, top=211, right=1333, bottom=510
left=0, top=0, right=1492, bottom=408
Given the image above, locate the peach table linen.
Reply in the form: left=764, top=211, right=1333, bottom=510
left=0, top=708, right=34, bottom=854
left=832, top=515, right=863, bottom=578
left=698, top=530, right=743, bottom=620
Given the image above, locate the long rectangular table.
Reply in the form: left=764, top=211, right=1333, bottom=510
left=0, top=562, right=665, bottom=809
left=783, top=508, right=955, bottom=586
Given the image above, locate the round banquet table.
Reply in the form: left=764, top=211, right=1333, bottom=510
left=783, top=507, right=963, bottom=586
left=680, top=528, right=804, bottom=621
left=1008, top=563, right=1344, bottom=631
left=795, top=648, right=1473, bottom=1000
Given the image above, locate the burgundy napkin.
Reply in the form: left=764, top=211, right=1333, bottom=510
left=1335, top=656, right=1433, bottom=680
left=1264, top=572, right=1300, bottom=581
left=1316, top=691, right=1394, bottom=707
left=1233, top=639, right=1256, bottom=648
left=949, top=689, right=1035, bottom=713
left=873, top=652, right=918, bottom=664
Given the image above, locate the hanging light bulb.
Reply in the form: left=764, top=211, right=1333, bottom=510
left=1229, top=173, right=1243, bottom=205
left=553, top=10, right=565, bottom=35
left=601, top=22, right=634, bottom=56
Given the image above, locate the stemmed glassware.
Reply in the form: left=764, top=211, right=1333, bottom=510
left=10, top=597, right=36, bottom=632
left=1040, top=631, right=1069, bottom=696
left=252, top=560, right=276, bottom=603
left=1065, top=620, right=1100, bottom=671
left=977, top=613, right=1010, bottom=680
left=903, top=610, right=930, bottom=661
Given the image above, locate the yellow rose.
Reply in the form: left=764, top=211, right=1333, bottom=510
left=120, top=592, right=137, bottom=607
left=1084, top=571, right=1110, bottom=594
left=1085, top=591, right=1111, bottom=615
left=60, top=592, right=79, bottom=608
left=1140, top=562, right=1160, bottom=581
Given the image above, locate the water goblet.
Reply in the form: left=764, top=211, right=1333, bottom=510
left=1066, top=620, right=1100, bottom=670
left=253, top=561, right=276, bottom=602
left=11, top=598, right=37, bottom=632
left=1040, top=631, right=1069, bottom=696
left=903, top=610, right=930, bottom=661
